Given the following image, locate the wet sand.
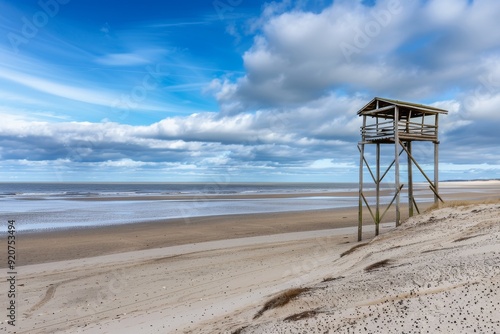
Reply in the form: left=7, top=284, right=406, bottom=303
left=10, top=181, right=500, bottom=267
left=14, top=207, right=362, bottom=266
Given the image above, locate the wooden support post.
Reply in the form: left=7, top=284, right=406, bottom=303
left=358, top=115, right=366, bottom=242
left=374, top=98, right=380, bottom=236
left=434, top=114, right=440, bottom=205
left=394, top=106, right=401, bottom=226
left=375, top=143, right=380, bottom=235
left=434, top=143, right=439, bottom=205
left=358, top=142, right=364, bottom=242
left=407, top=141, right=414, bottom=217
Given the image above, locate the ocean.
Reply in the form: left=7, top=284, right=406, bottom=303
left=1, top=182, right=371, bottom=233
left=0, top=182, right=359, bottom=198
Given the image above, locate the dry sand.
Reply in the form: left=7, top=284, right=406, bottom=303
left=0, top=181, right=499, bottom=333
left=210, top=202, right=500, bottom=333
left=1, top=223, right=392, bottom=333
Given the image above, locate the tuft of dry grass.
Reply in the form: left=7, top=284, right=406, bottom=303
left=253, top=287, right=310, bottom=319
left=284, top=310, right=318, bottom=322
left=421, top=246, right=458, bottom=254
left=364, top=259, right=392, bottom=272
left=340, top=242, right=369, bottom=257
left=231, top=326, right=247, bottom=334
left=453, top=234, right=484, bottom=243
left=322, top=276, right=344, bottom=283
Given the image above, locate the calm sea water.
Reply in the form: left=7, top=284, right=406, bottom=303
left=1, top=182, right=370, bottom=232
left=0, top=182, right=360, bottom=197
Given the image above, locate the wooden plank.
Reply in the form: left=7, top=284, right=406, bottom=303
left=358, top=146, right=377, bottom=183
left=360, top=105, right=395, bottom=116
left=429, top=185, right=445, bottom=203
left=398, top=134, right=437, bottom=141
left=421, top=115, right=425, bottom=135
left=412, top=197, right=420, bottom=214
left=380, top=184, right=404, bottom=222
left=401, top=120, right=437, bottom=128
left=361, top=193, right=375, bottom=222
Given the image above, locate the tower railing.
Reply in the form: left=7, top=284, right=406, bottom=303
left=361, top=121, right=438, bottom=142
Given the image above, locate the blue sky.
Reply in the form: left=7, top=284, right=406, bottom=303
left=1, top=0, right=500, bottom=182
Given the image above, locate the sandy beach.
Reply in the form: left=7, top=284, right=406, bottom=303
left=202, top=200, right=500, bottom=333
left=1, top=181, right=499, bottom=333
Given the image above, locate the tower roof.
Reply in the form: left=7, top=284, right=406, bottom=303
left=357, top=97, right=448, bottom=118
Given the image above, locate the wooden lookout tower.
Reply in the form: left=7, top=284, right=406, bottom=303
left=357, top=97, right=448, bottom=241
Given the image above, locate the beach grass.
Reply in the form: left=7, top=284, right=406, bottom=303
left=253, top=287, right=310, bottom=319
left=284, top=309, right=318, bottom=322
left=340, top=242, right=369, bottom=257
left=364, top=258, right=392, bottom=272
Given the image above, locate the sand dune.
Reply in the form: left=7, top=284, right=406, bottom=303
left=200, top=203, right=500, bottom=333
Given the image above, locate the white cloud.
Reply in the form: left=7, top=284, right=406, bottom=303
left=466, top=93, right=500, bottom=120
left=0, top=93, right=364, bottom=172
left=212, top=0, right=500, bottom=117
left=0, top=68, right=117, bottom=107
left=100, top=159, right=149, bottom=168
left=309, top=159, right=336, bottom=169
left=424, top=0, right=468, bottom=24
left=94, top=49, right=168, bottom=67
left=95, top=53, right=150, bottom=66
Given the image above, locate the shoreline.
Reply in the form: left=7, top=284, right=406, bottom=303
left=9, top=190, right=377, bottom=201
left=7, top=180, right=500, bottom=234
left=8, top=181, right=500, bottom=267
